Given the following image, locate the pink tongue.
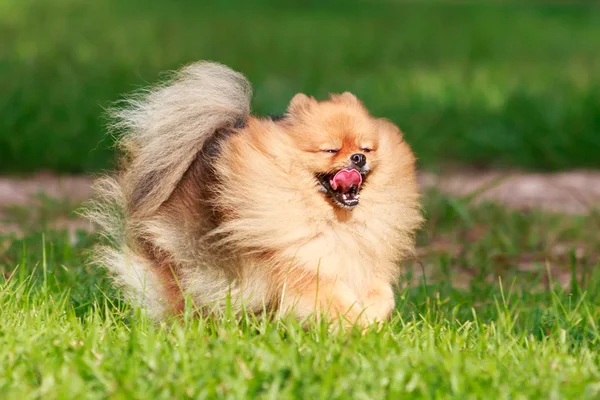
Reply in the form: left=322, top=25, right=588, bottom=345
left=330, top=169, right=362, bottom=192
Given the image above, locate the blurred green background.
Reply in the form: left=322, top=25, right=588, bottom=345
left=1, top=0, right=599, bottom=174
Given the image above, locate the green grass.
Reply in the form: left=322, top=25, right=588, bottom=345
left=1, top=0, right=600, bottom=173
left=1, top=194, right=599, bottom=399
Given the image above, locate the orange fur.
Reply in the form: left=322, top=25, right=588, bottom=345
left=86, top=61, right=422, bottom=328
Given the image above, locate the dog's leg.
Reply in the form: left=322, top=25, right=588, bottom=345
left=359, top=279, right=396, bottom=328
left=278, top=277, right=368, bottom=329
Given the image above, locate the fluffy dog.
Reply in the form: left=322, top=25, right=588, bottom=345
left=87, top=61, right=422, bottom=327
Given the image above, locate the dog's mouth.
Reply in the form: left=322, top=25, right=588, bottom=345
left=317, top=168, right=365, bottom=210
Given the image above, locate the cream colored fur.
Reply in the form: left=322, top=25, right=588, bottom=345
left=112, top=61, right=251, bottom=217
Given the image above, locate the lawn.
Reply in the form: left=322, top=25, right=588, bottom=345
left=1, top=193, right=599, bottom=399
left=1, top=0, right=600, bottom=173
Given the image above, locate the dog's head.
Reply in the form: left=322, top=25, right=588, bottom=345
left=276, top=92, right=394, bottom=210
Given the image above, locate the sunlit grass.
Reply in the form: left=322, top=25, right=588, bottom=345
left=1, top=193, right=599, bottom=398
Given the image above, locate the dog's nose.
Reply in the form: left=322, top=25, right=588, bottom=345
left=350, top=153, right=366, bottom=168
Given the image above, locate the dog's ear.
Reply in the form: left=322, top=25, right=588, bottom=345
left=287, top=93, right=316, bottom=115
left=330, top=92, right=363, bottom=107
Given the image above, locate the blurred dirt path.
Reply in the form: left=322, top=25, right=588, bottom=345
left=0, top=173, right=93, bottom=206
left=418, top=169, right=600, bottom=215
left=1, top=170, right=599, bottom=215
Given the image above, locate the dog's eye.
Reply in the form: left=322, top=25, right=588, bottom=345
left=361, top=148, right=372, bottom=153
left=322, top=149, right=339, bottom=154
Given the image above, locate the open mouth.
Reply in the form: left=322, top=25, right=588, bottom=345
left=317, top=168, right=365, bottom=210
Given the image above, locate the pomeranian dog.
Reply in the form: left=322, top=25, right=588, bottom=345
left=87, top=61, right=422, bottom=328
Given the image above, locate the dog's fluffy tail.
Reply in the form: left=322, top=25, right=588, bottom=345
left=113, top=61, right=252, bottom=217
left=85, top=62, right=252, bottom=318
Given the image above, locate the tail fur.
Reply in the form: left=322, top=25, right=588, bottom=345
left=112, top=61, right=252, bottom=217
left=85, top=61, right=252, bottom=317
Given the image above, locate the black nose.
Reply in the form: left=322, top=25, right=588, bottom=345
left=350, top=153, right=366, bottom=168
